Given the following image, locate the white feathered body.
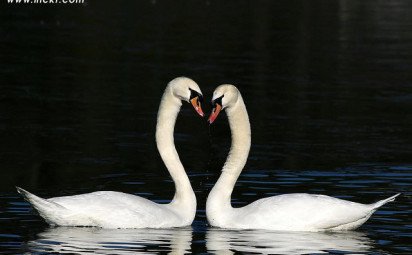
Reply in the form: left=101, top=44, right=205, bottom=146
left=18, top=188, right=191, bottom=228
left=208, top=193, right=399, bottom=231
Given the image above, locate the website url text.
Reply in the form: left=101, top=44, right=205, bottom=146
left=8, top=0, right=84, bottom=4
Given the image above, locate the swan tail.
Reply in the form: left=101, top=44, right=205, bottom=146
left=370, top=193, right=401, bottom=210
left=327, top=193, right=401, bottom=231
left=16, top=187, right=68, bottom=225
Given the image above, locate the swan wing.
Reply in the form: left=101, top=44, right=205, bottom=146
left=18, top=188, right=181, bottom=228
left=235, top=193, right=375, bottom=231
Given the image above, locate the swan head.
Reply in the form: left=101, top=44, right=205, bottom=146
left=208, top=84, right=239, bottom=124
left=169, top=77, right=204, bottom=117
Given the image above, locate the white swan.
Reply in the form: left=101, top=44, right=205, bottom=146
left=17, top=77, right=204, bottom=228
left=206, top=84, right=400, bottom=231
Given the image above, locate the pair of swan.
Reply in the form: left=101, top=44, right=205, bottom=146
left=17, top=77, right=399, bottom=231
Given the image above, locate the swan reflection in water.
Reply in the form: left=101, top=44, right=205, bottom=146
left=28, top=226, right=374, bottom=254
left=29, top=227, right=192, bottom=254
left=206, top=228, right=373, bottom=254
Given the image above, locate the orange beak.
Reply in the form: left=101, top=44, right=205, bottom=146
left=208, top=103, right=222, bottom=124
left=190, top=97, right=204, bottom=117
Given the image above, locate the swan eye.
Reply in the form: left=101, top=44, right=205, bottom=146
left=211, top=95, right=224, bottom=108
left=189, top=88, right=203, bottom=107
left=189, top=88, right=202, bottom=101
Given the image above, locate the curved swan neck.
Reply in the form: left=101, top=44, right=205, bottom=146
left=207, top=94, right=251, bottom=213
left=155, top=86, right=196, bottom=208
left=222, top=94, right=251, bottom=177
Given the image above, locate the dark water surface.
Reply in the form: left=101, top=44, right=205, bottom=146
left=1, top=1, right=411, bottom=254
